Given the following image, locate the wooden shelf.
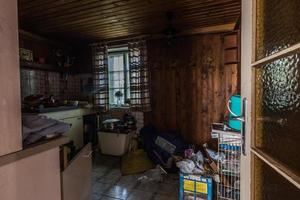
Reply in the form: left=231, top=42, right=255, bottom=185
left=225, top=46, right=238, bottom=50
left=224, top=61, right=239, bottom=65
left=20, top=61, right=62, bottom=72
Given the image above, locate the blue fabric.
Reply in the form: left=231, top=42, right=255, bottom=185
left=140, top=125, right=190, bottom=169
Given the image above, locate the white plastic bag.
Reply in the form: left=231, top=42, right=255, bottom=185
left=176, top=159, right=195, bottom=174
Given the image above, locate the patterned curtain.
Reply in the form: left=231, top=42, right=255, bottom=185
left=91, top=43, right=109, bottom=110
left=128, top=40, right=151, bottom=111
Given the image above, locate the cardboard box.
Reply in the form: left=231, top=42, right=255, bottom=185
left=179, top=173, right=213, bottom=200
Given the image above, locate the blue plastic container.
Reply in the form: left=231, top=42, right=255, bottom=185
left=228, top=95, right=241, bottom=131
left=179, top=173, right=213, bottom=200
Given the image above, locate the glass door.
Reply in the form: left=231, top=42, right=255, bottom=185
left=241, top=0, right=300, bottom=199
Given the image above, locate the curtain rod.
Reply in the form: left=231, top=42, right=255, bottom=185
left=89, top=34, right=149, bottom=47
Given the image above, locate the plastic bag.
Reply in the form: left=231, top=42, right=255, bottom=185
left=192, top=151, right=204, bottom=164
left=206, top=148, right=225, bottom=163
left=176, top=159, right=195, bottom=174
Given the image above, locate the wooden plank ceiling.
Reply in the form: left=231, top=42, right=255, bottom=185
left=18, top=0, right=241, bottom=41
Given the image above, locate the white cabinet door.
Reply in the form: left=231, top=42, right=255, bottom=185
left=62, top=144, right=92, bottom=200
left=63, top=117, right=84, bottom=150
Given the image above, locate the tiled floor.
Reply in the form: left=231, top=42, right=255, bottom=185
left=92, top=152, right=179, bottom=200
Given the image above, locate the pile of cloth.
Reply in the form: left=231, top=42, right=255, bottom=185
left=22, top=114, right=70, bottom=146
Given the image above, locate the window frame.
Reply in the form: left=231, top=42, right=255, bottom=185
left=107, top=48, right=130, bottom=108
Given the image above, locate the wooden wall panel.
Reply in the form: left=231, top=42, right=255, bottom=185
left=147, top=33, right=239, bottom=146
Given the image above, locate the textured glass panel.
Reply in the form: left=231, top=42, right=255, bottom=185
left=253, top=156, right=300, bottom=200
left=256, top=0, right=300, bottom=60
left=255, top=54, right=300, bottom=175
left=255, top=53, right=300, bottom=176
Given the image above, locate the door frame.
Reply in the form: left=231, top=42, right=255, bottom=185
left=240, top=0, right=253, bottom=199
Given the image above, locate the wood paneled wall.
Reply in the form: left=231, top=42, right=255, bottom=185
left=146, top=33, right=239, bottom=146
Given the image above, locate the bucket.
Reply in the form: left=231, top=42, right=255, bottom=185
left=98, top=131, right=131, bottom=156
left=227, top=95, right=241, bottom=131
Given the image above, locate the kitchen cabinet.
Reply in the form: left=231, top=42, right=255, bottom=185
left=62, top=143, right=92, bottom=200
left=40, top=109, right=93, bottom=150
left=0, top=137, right=69, bottom=200
left=62, top=116, right=84, bottom=150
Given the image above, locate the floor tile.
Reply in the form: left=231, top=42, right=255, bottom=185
left=92, top=182, right=113, bottom=196
left=126, top=189, right=154, bottom=200
left=102, top=185, right=131, bottom=200
left=98, top=169, right=122, bottom=184
left=135, top=181, right=160, bottom=193
left=92, top=167, right=110, bottom=181
left=92, top=152, right=180, bottom=200
left=100, top=196, right=122, bottom=200
left=91, top=193, right=102, bottom=200
left=157, top=182, right=178, bottom=195
left=164, top=173, right=179, bottom=185
left=115, top=174, right=139, bottom=190
left=93, top=152, right=120, bottom=168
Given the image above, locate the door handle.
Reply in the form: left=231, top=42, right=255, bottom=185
left=241, top=98, right=248, bottom=156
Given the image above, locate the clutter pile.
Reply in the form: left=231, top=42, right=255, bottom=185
left=109, top=122, right=239, bottom=200
left=174, top=143, right=229, bottom=200
left=175, top=143, right=223, bottom=180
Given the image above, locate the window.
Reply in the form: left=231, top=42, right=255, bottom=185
left=108, top=47, right=130, bottom=107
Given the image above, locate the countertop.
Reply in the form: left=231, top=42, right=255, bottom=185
left=0, top=136, right=69, bottom=167
left=22, top=105, right=80, bottom=114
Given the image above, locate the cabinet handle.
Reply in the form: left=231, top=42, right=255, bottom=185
left=82, top=151, right=93, bottom=158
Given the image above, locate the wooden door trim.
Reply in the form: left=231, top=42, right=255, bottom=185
left=251, top=43, right=300, bottom=67
left=252, top=148, right=300, bottom=189
left=240, top=0, right=254, bottom=200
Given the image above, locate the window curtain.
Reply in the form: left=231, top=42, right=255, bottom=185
left=91, top=43, right=109, bottom=110
left=128, top=40, right=151, bottom=111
